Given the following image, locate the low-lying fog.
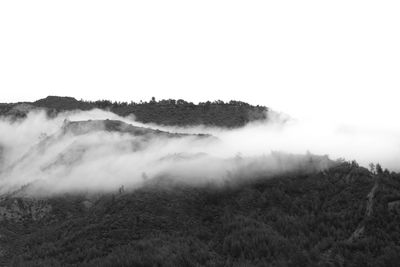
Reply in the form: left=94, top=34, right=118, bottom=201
left=0, top=109, right=399, bottom=196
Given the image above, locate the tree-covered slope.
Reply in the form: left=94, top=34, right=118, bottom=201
left=1, top=162, right=400, bottom=266
left=1, top=96, right=269, bottom=128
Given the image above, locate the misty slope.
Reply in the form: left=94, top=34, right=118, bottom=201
left=1, top=162, right=400, bottom=266
left=61, top=119, right=210, bottom=138
left=0, top=96, right=269, bottom=128
left=0, top=119, right=214, bottom=196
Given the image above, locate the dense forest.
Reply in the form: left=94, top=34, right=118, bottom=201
left=0, top=96, right=269, bottom=128
left=1, top=162, right=400, bottom=266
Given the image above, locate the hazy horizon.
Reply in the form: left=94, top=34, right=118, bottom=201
left=1, top=1, right=399, bottom=127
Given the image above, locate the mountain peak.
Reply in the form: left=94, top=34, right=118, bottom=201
left=34, top=96, right=93, bottom=111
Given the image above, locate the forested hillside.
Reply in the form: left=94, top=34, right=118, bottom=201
left=1, top=162, right=400, bottom=266
left=0, top=96, right=269, bottom=128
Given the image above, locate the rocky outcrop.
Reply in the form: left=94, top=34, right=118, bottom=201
left=348, top=176, right=380, bottom=242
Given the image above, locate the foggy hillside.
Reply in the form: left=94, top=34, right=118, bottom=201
left=0, top=97, right=399, bottom=266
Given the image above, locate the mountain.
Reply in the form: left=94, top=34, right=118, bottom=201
left=34, top=96, right=94, bottom=111
left=0, top=96, right=270, bottom=128
left=0, top=97, right=399, bottom=266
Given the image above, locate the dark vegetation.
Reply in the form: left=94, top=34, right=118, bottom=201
left=0, top=96, right=269, bottom=128
left=1, top=162, right=400, bottom=266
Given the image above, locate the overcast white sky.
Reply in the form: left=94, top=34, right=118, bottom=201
left=1, top=1, right=399, bottom=124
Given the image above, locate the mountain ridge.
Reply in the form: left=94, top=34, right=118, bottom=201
left=0, top=96, right=270, bottom=128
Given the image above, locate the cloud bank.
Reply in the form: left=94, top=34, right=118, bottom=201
left=0, top=109, right=398, bottom=196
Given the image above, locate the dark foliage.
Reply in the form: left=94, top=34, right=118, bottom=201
left=0, top=103, right=13, bottom=114
left=90, top=98, right=268, bottom=128
left=0, top=96, right=269, bottom=128
left=34, top=96, right=94, bottom=111
left=2, top=163, right=400, bottom=266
